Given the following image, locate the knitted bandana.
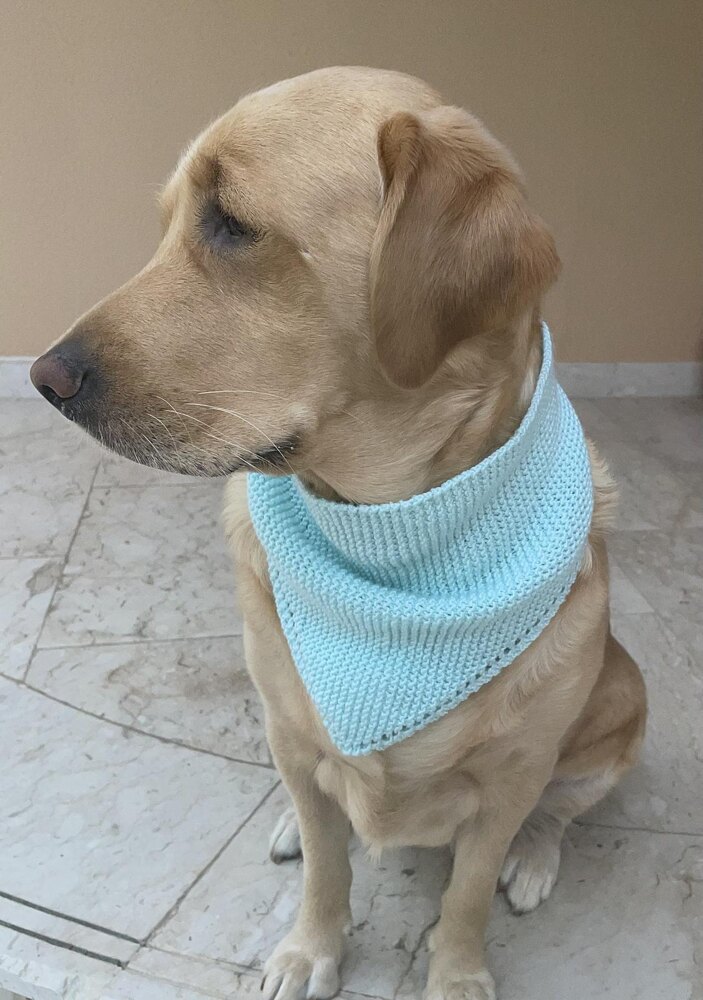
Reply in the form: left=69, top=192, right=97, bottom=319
left=247, top=325, right=593, bottom=756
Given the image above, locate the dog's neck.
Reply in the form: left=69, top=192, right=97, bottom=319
left=302, top=312, right=543, bottom=505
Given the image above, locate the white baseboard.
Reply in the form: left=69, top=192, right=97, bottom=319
left=0, top=357, right=35, bottom=398
left=557, top=361, right=702, bottom=397
left=2, top=356, right=701, bottom=399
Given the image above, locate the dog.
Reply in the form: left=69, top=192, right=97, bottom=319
left=31, top=67, right=646, bottom=1000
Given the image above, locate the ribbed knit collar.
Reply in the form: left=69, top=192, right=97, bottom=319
left=295, top=324, right=555, bottom=580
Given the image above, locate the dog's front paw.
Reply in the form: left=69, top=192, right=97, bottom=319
left=269, top=806, right=302, bottom=864
left=424, top=966, right=496, bottom=1000
left=262, top=932, right=344, bottom=1000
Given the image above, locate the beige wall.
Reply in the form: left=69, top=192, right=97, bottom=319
left=2, top=0, right=701, bottom=362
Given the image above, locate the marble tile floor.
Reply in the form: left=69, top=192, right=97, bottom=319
left=0, top=396, right=701, bottom=1000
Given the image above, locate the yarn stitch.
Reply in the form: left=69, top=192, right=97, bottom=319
left=247, top=324, right=593, bottom=756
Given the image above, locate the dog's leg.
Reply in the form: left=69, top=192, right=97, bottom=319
left=500, top=632, right=646, bottom=914
left=233, top=550, right=352, bottom=1000
left=262, top=736, right=352, bottom=1000
left=425, top=759, right=556, bottom=1000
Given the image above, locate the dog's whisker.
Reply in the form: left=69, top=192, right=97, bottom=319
left=185, top=401, right=296, bottom=474
left=175, top=409, right=262, bottom=474
left=147, top=410, right=186, bottom=462
left=147, top=410, right=219, bottom=474
left=195, top=388, right=283, bottom=399
left=199, top=430, right=262, bottom=474
left=155, top=394, right=198, bottom=450
left=158, top=394, right=278, bottom=470
left=136, top=421, right=166, bottom=469
left=153, top=396, right=255, bottom=473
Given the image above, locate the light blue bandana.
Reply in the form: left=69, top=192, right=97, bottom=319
left=248, top=326, right=593, bottom=756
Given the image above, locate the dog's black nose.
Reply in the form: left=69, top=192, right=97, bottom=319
left=30, top=340, right=95, bottom=409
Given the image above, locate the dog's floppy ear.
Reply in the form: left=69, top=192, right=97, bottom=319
left=370, top=108, right=560, bottom=388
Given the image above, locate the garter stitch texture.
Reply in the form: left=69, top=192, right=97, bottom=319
left=247, top=325, right=593, bottom=756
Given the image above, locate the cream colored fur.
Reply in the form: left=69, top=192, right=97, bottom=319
left=46, top=68, right=646, bottom=1000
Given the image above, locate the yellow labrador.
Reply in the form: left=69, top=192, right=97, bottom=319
left=31, top=67, right=646, bottom=1000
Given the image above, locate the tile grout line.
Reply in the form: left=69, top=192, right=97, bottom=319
left=91, top=481, right=206, bottom=491
left=0, top=671, right=275, bottom=771
left=134, top=943, right=257, bottom=975
left=33, top=631, right=244, bottom=651
left=575, top=818, right=703, bottom=838
left=0, top=917, right=130, bottom=969
left=127, top=943, right=384, bottom=1000
left=21, top=462, right=101, bottom=684
left=141, top=779, right=282, bottom=948
left=0, top=761, right=279, bottom=969
left=119, top=946, right=261, bottom=997
left=0, top=554, right=77, bottom=561
left=0, top=890, right=141, bottom=945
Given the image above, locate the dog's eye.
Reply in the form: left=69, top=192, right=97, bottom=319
left=222, top=212, right=248, bottom=240
left=201, top=202, right=258, bottom=250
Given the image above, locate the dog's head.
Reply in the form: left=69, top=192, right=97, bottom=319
left=31, top=67, right=558, bottom=497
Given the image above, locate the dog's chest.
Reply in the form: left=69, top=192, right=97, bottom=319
left=314, top=746, right=482, bottom=850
